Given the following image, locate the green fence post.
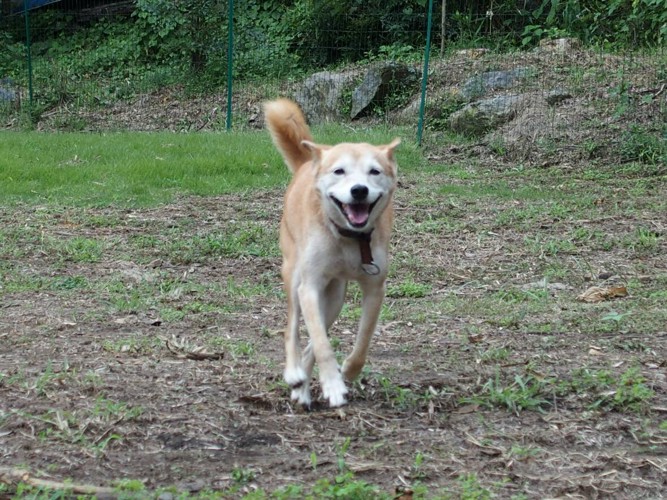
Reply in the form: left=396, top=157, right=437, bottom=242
left=23, top=0, right=34, bottom=110
left=225, top=0, right=233, bottom=130
left=417, top=0, right=433, bottom=146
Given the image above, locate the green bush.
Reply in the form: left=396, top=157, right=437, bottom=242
left=225, top=1, right=302, bottom=81
left=0, top=34, right=24, bottom=79
left=285, top=0, right=427, bottom=66
left=619, top=125, right=667, bottom=165
left=47, top=19, right=145, bottom=79
left=134, top=0, right=226, bottom=73
left=522, top=0, right=667, bottom=47
left=133, top=0, right=303, bottom=84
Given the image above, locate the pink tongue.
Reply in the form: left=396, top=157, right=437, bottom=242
left=343, top=203, right=370, bottom=225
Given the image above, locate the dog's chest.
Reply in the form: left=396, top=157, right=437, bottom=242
left=324, top=239, right=387, bottom=280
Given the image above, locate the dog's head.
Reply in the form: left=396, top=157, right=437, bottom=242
left=304, top=139, right=400, bottom=231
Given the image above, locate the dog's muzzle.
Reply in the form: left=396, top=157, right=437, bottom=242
left=331, top=194, right=381, bottom=228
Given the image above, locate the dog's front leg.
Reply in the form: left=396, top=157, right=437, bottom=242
left=283, top=273, right=311, bottom=407
left=298, top=283, right=348, bottom=407
left=342, top=278, right=385, bottom=382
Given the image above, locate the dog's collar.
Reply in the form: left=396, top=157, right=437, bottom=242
left=334, top=224, right=380, bottom=275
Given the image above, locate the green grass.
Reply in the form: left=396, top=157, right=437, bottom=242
left=463, top=372, right=552, bottom=415
left=167, top=225, right=280, bottom=262
left=557, top=366, right=655, bottom=412
left=0, top=128, right=425, bottom=207
left=1, top=131, right=284, bottom=206
left=386, top=278, right=432, bottom=298
left=456, top=363, right=656, bottom=417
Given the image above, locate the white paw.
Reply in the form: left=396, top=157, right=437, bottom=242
left=321, top=374, right=348, bottom=408
left=341, top=358, right=363, bottom=382
left=291, top=383, right=312, bottom=407
left=284, top=365, right=307, bottom=388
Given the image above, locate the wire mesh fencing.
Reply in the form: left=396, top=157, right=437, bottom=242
left=1, top=1, right=665, bottom=165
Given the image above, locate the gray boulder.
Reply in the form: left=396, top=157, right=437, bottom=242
left=294, top=70, right=359, bottom=123
left=461, top=68, right=533, bottom=100
left=545, top=88, right=573, bottom=106
left=449, top=95, right=526, bottom=137
left=538, top=37, right=582, bottom=54
left=350, top=62, right=419, bottom=119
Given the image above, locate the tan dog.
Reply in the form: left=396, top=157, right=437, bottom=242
left=264, top=99, right=400, bottom=407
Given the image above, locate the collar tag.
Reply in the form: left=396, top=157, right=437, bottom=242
left=362, top=262, right=380, bottom=275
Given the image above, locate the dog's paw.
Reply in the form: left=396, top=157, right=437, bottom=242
left=286, top=366, right=312, bottom=408
left=284, top=365, right=307, bottom=388
left=341, top=358, right=364, bottom=382
left=290, top=383, right=312, bottom=408
left=321, top=375, right=348, bottom=408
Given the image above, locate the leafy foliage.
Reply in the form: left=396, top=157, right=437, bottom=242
left=284, top=0, right=427, bottom=65
left=521, top=0, right=667, bottom=47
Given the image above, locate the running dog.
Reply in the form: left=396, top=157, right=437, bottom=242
left=264, top=98, right=400, bottom=407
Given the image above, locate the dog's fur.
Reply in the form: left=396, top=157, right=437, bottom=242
left=264, top=99, right=400, bottom=407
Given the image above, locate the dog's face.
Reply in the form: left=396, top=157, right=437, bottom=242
left=305, top=139, right=400, bottom=231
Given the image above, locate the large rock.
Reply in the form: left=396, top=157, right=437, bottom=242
left=538, top=37, right=582, bottom=54
left=294, top=70, right=359, bottom=123
left=350, top=62, right=419, bottom=119
left=449, top=95, right=526, bottom=137
left=461, top=68, right=533, bottom=100
left=545, top=88, right=573, bottom=106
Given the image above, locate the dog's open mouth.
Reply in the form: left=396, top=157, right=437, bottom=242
left=332, top=196, right=380, bottom=228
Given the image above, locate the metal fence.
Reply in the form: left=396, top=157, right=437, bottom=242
left=1, top=1, right=665, bottom=163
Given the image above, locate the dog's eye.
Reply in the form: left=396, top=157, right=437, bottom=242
left=333, top=168, right=345, bottom=175
left=369, top=168, right=381, bottom=176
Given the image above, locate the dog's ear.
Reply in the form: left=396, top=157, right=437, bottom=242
left=382, top=138, right=401, bottom=162
left=301, top=140, right=330, bottom=163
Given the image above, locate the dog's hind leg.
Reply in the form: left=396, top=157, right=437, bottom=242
left=341, top=278, right=384, bottom=382
left=324, top=279, right=348, bottom=329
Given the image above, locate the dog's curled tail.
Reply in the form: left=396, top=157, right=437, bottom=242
left=264, top=99, right=314, bottom=173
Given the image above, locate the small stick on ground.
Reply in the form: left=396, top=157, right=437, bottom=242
left=0, top=467, right=117, bottom=497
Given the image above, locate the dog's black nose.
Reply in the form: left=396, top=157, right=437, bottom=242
left=350, top=184, right=369, bottom=201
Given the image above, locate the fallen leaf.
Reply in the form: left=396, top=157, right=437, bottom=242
left=453, top=404, right=479, bottom=414
left=577, top=285, right=628, bottom=303
left=607, top=286, right=629, bottom=298
left=162, top=335, right=224, bottom=360
left=468, top=333, right=484, bottom=343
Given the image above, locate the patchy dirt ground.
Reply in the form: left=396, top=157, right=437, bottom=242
left=1, top=158, right=666, bottom=498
